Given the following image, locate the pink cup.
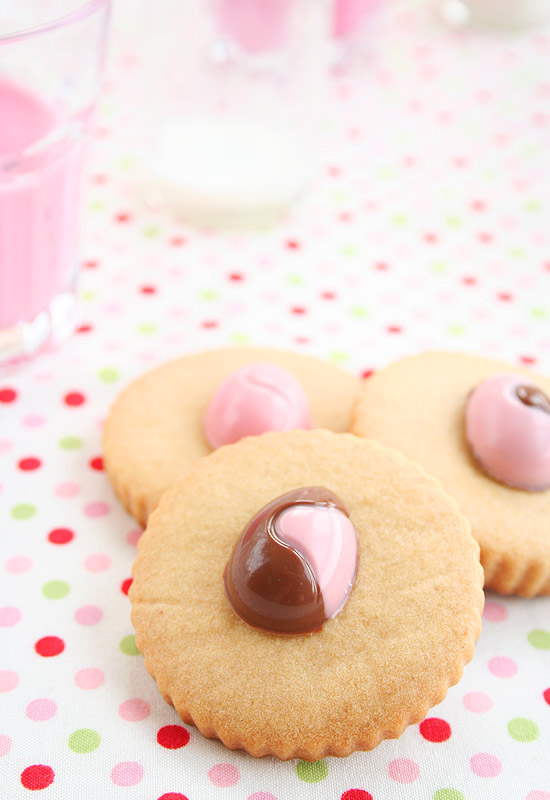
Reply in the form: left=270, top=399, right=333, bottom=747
left=0, top=1, right=111, bottom=367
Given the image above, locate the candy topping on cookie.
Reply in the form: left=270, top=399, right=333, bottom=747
left=224, top=487, right=358, bottom=634
left=203, top=362, right=312, bottom=449
left=465, top=373, right=550, bottom=491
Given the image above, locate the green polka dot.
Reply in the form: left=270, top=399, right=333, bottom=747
left=296, top=760, right=328, bottom=783
left=351, top=306, right=369, bottom=318
left=392, top=213, right=408, bottom=227
left=42, top=580, right=70, bottom=599
left=59, top=436, right=83, bottom=450
left=431, top=262, right=448, bottom=274
left=68, top=728, right=101, bottom=753
left=11, top=504, right=36, bottom=520
left=98, top=367, right=120, bottom=383
left=531, top=308, right=548, bottom=320
left=527, top=629, right=550, bottom=650
left=448, top=324, right=466, bottom=336
left=81, top=290, right=97, bottom=301
left=446, top=216, right=462, bottom=228
left=434, top=790, right=466, bottom=800
left=88, top=200, right=106, bottom=212
left=507, top=717, right=539, bottom=742
left=329, top=351, right=349, bottom=364
left=341, top=244, right=358, bottom=256
left=119, top=157, right=136, bottom=171
left=137, top=323, right=157, bottom=334
left=377, top=166, right=395, bottom=180
left=200, top=289, right=219, bottom=300
left=331, top=191, right=348, bottom=204
left=230, top=332, right=249, bottom=343
left=525, top=200, right=541, bottom=213
left=119, top=635, right=140, bottom=655
left=287, top=275, right=304, bottom=287
left=142, top=225, right=161, bottom=238
left=510, top=246, right=525, bottom=259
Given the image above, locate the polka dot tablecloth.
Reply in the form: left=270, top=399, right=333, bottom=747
left=1, top=0, right=550, bottom=797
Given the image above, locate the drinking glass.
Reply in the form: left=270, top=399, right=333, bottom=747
left=0, top=0, right=111, bottom=367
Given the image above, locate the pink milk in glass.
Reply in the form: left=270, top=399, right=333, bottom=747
left=333, top=0, right=381, bottom=38
left=0, top=80, right=84, bottom=334
left=0, top=0, right=110, bottom=366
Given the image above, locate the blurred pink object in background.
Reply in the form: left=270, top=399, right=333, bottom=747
left=333, top=0, right=380, bottom=38
left=216, top=0, right=293, bottom=52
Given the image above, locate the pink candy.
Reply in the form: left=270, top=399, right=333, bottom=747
left=465, top=373, right=550, bottom=491
left=276, top=503, right=358, bottom=619
left=204, top=362, right=312, bottom=449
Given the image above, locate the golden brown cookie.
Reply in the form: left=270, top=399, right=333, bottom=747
left=351, top=351, right=550, bottom=596
left=103, top=348, right=360, bottom=527
left=130, top=429, right=483, bottom=761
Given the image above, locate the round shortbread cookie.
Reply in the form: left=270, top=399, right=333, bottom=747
left=130, top=429, right=483, bottom=761
left=103, top=348, right=360, bottom=526
left=351, top=351, right=550, bottom=597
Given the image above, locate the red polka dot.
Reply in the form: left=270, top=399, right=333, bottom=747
left=462, top=275, right=477, bottom=286
left=294, top=336, right=310, bottom=345
left=478, top=232, right=493, bottom=243
left=169, top=236, right=186, bottom=247
left=471, top=199, right=486, bottom=211
left=321, top=291, right=336, bottom=300
left=328, top=165, right=341, bottom=176
left=361, top=369, right=375, bottom=379
left=0, top=388, right=17, bottom=403
left=543, top=687, right=550, bottom=705
left=375, top=261, right=388, bottom=271
left=48, top=528, right=74, bottom=545
left=158, top=795, right=189, bottom=800
left=341, top=791, right=373, bottom=800
left=115, top=211, right=132, bottom=223
left=18, top=457, right=41, bottom=471
left=83, top=259, right=99, bottom=269
left=157, top=725, right=190, bottom=749
left=419, top=717, right=451, bottom=742
left=228, top=273, right=243, bottom=281
left=291, top=306, right=306, bottom=315
left=286, top=239, right=301, bottom=250
left=76, top=324, right=93, bottom=334
left=21, top=764, right=54, bottom=790
left=34, top=636, right=65, bottom=657
left=140, top=285, right=157, bottom=295
left=387, top=325, right=402, bottom=334
left=89, top=456, right=104, bottom=471
left=519, top=355, right=537, bottom=365
left=497, top=292, right=513, bottom=302
left=339, top=212, right=353, bottom=222
left=121, top=578, right=133, bottom=596
left=201, top=320, right=218, bottom=329
left=64, top=392, right=85, bottom=407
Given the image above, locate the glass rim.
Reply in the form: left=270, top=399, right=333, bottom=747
left=0, top=0, right=110, bottom=46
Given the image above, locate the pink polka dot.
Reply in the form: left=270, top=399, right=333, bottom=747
left=488, top=656, right=517, bottom=678
left=74, top=605, right=103, bottom=626
left=5, top=555, right=32, bottom=573
left=470, top=752, right=502, bottom=778
left=119, top=699, right=150, bottom=721
left=0, top=735, right=11, bottom=757
left=23, top=414, right=45, bottom=428
left=0, top=439, right=12, bottom=453
left=527, top=793, right=550, bottom=800
left=248, top=794, right=278, bottom=800
left=388, top=758, right=420, bottom=783
left=26, top=698, right=57, bottom=721
left=84, top=553, right=111, bottom=572
left=55, top=481, right=80, bottom=498
left=0, top=671, right=19, bottom=692
left=74, top=668, right=104, bottom=690
left=463, top=692, right=493, bottom=713
left=126, top=528, right=143, bottom=547
left=208, top=764, right=240, bottom=788
left=0, top=607, right=21, bottom=627
left=483, top=601, right=508, bottom=622
left=84, top=502, right=110, bottom=518
left=110, top=761, right=144, bottom=787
